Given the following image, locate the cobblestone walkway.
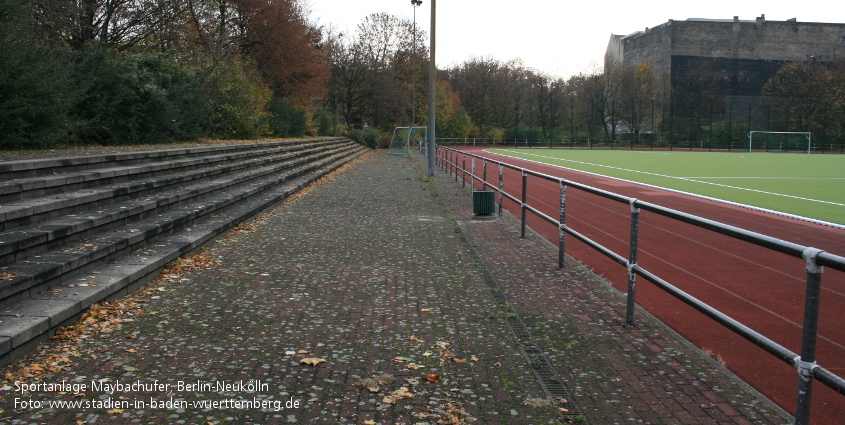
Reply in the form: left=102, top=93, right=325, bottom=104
left=0, top=151, right=790, bottom=424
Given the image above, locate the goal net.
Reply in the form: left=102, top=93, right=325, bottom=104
left=747, top=131, right=812, bottom=153
left=388, top=126, right=427, bottom=156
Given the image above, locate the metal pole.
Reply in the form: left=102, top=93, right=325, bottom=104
left=632, top=99, right=636, bottom=149
left=411, top=1, right=417, bottom=127
left=559, top=182, right=566, bottom=269
left=728, top=102, right=733, bottom=151
left=626, top=199, right=641, bottom=326
left=462, top=154, right=466, bottom=188
left=570, top=96, right=574, bottom=144
left=709, top=102, right=713, bottom=151
left=482, top=160, right=487, bottom=191
left=471, top=157, right=475, bottom=190
left=426, top=0, right=436, bottom=176
left=520, top=170, right=527, bottom=238
left=748, top=102, right=752, bottom=144
left=795, top=248, right=824, bottom=425
left=498, top=164, right=503, bottom=219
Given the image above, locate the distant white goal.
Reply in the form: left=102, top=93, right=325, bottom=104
left=747, top=131, right=812, bottom=153
left=388, top=126, right=427, bottom=156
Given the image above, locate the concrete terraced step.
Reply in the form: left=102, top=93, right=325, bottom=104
left=0, top=144, right=364, bottom=307
left=0, top=137, right=346, bottom=180
left=0, top=144, right=367, bottom=365
left=0, top=143, right=357, bottom=266
left=0, top=140, right=355, bottom=230
left=0, top=139, right=342, bottom=203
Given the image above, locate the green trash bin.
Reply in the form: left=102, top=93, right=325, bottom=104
left=472, top=190, right=496, bottom=215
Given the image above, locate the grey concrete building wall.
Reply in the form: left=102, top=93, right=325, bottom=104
left=758, top=21, right=845, bottom=62
left=613, top=22, right=674, bottom=76
left=605, top=35, right=625, bottom=67
left=669, top=19, right=845, bottom=62
left=606, top=17, right=845, bottom=114
left=609, top=17, right=845, bottom=74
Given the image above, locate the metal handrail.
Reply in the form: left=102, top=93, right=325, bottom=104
left=437, top=145, right=845, bottom=425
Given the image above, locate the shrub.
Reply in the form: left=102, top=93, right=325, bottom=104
left=203, top=59, right=272, bottom=139
left=347, top=128, right=364, bottom=145
left=365, top=128, right=386, bottom=149
left=0, top=1, right=79, bottom=148
left=268, top=97, right=308, bottom=137
left=135, top=55, right=212, bottom=142
left=347, top=127, right=383, bottom=148
left=71, top=48, right=213, bottom=145
left=314, top=108, right=342, bottom=136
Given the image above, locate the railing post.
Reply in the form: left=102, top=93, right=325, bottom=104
left=520, top=169, right=527, bottom=238
left=454, top=152, right=458, bottom=182
left=442, top=148, right=446, bottom=172
left=447, top=150, right=452, bottom=176
left=498, top=164, right=504, bottom=219
left=795, top=247, right=824, bottom=425
left=559, top=181, right=566, bottom=269
left=625, top=199, right=641, bottom=326
left=482, top=160, right=488, bottom=190
left=462, top=154, right=466, bottom=188
left=471, top=158, right=475, bottom=190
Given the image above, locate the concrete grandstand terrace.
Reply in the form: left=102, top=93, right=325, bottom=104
left=0, top=149, right=789, bottom=424
left=0, top=138, right=366, bottom=366
left=442, top=146, right=845, bottom=425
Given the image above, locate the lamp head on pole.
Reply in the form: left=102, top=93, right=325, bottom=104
left=411, top=0, right=422, bottom=6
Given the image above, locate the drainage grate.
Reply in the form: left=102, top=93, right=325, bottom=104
left=454, top=219, right=585, bottom=423
left=508, top=317, right=532, bottom=340
left=523, top=344, right=583, bottom=419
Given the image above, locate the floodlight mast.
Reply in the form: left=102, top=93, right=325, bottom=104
left=427, top=0, right=436, bottom=176
left=411, top=0, right=422, bottom=127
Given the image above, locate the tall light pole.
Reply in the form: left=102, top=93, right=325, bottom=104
left=427, top=0, right=436, bottom=176
left=411, top=0, right=422, bottom=127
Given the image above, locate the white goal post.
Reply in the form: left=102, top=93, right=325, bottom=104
left=747, top=131, right=812, bottom=153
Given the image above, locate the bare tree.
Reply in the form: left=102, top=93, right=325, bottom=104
left=32, top=0, right=188, bottom=50
left=618, top=62, right=658, bottom=140
left=326, top=12, right=427, bottom=130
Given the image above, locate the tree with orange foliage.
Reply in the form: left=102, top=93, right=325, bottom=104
left=234, top=0, right=328, bottom=105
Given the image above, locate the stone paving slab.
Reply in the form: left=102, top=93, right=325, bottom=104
left=429, top=156, right=792, bottom=425
left=0, top=152, right=791, bottom=425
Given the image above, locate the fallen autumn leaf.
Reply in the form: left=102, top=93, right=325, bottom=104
left=422, top=374, right=441, bottom=383
left=300, top=357, right=326, bottom=366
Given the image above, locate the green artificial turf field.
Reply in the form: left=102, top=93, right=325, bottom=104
left=487, top=149, right=845, bottom=225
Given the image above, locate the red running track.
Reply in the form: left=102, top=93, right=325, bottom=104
left=447, top=146, right=845, bottom=425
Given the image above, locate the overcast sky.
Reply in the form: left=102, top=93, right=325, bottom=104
left=306, top=1, right=842, bottom=79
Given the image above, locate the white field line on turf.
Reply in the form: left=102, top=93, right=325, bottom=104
left=484, top=149, right=845, bottom=230
left=688, top=177, right=845, bottom=180
left=494, top=150, right=845, bottom=208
